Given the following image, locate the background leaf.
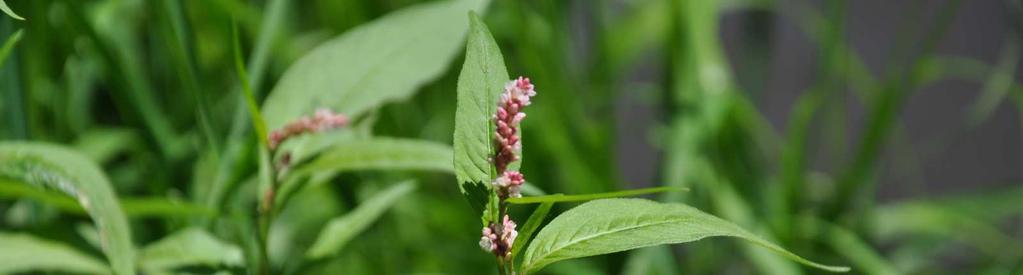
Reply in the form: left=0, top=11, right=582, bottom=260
left=306, top=181, right=417, bottom=258
left=0, top=142, right=135, bottom=275
left=138, top=227, right=244, bottom=272
left=453, top=11, right=509, bottom=212
left=0, top=29, right=22, bottom=67
left=275, top=138, right=452, bottom=206
left=0, top=179, right=210, bottom=218
left=0, top=0, right=23, bottom=20
left=261, top=0, right=485, bottom=131
left=291, top=138, right=454, bottom=177
left=0, top=232, right=111, bottom=274
left=520, top=198, right=849, bottom=274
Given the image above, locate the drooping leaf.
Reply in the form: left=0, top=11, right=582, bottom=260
left=453, top=11, right=508, bottom=212
left=0, top=142, right=136, bottom=275
left=261, top=0, right=486, bottom=141
left=0, top=232, right=110, bottom=274
left=505, top=186, right=685, bottom=204
left=520, top=199, right=849, bottom=274
left=138, top=228, right=244, bottom=272
left=306, top=181, right=416, bottom=258
left=0, top=0, right=23, bottom=20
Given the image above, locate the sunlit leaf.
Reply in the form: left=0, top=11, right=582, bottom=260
left=521, top=199, right=849, bottom=274
left=261, top=0, right=487, bottom=150
left=306, top=181, right=416, bottom=258
left=453, top=11, right=508, bottom=213
left=0, top=232, right=110, bottom=274
left=138, top=227, right=244, bottom=272
left=0, top=0, right=23, bottom=20
left=0, top=142, right=135, bottom=275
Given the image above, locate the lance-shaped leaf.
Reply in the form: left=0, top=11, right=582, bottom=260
left=306, top=181, right=416, bottom=258
left=138, top=227, right=244, bottom=272
left=521, top=199, right=849, bottom=274
left=261, top=0, right=486, bottom=150
left=0, top=232, right=111, bottom=274
left=291, top=138, right=454, bottom=177
left=0, top=142, right=135, bottom=275
left=275, top=138, right=452, bottom=207
left=453, top=11, right=508, bottom=212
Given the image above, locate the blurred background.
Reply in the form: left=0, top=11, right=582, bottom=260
left=0, top=0, right=1020, bottom=274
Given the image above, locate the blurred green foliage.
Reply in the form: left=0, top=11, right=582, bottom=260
left=0, top=0, right=1020, bottom=274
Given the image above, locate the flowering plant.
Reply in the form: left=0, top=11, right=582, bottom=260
left=453, top=11, right=848, bottom=275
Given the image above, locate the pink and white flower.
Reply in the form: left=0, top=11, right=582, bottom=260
left=493, top=77, right=537, bottom=174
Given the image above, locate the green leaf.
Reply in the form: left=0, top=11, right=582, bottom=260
left=0, top=232, right=111, bottom=274
left=0, top=0, right=23, bottom=20
left=510, top=201, right=553, bottom=258
left=520, top=199, right=849, bottom=274
left=232, top=19, right=269, bottom=148
left=506, top=186, right=686, bottom=204
left=138, top=227, right=244, bottom=272
left=0, top=179, right=211, bottom=218
left=453, top=11, right=508, bottom=212
left=261, top=0, right=486, bottom=131
left=291, top=138, right=454, bottom=178
left=306, top=181, right=416, bottom=258
left=0, top=142, right=136, bottom=275
left=276, top=138, right=452, bottom=206
left=0, top=29, right=23, bottom=67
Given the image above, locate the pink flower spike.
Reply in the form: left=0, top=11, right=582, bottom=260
left=493, top=76, right=537, bottom=174
left=266, top=108, right=349, bottom=151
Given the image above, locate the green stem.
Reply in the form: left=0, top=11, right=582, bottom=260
left=256, top=146, right=277, bottom=275
left=257, top=210, right=272, bottom=275
left=497, top=258, right=507, bottom=275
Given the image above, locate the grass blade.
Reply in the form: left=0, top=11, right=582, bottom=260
left=0, top=29, right=21, bottom=67
left=232, top=19, right=269, bottom=148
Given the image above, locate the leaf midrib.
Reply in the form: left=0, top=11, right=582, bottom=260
left=528, top=216, right=705, bottom=270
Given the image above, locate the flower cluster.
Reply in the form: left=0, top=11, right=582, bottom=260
left=494, top=171, right=525, bottom=198
left=479, top=215, right=518, bottom=257
left=268, top=108, right=349, bottom=150
left=493, top=76, right=536, bottom=175
left=479, top=77, right=536, bottom=259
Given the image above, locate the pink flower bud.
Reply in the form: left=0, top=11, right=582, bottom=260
left=493, top=76, right=537, bottom=174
